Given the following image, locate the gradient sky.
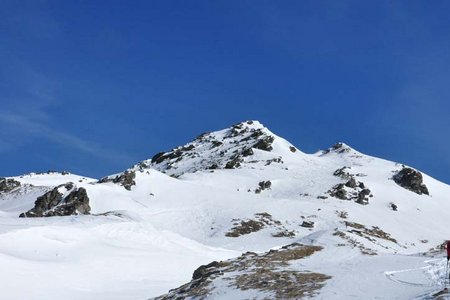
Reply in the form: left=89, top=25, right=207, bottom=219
left=1, top=1, right=449, bottom=183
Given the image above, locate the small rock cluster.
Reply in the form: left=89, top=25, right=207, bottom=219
left=321, top=142, right=352, bottom=155
left=19, top=183, right=90, bottom=217
left=393, top=167, right=429, bottom=195
left=99, top=170, right=136, bottom=190
left=0, top=178, right=21, bottom=193
left=255, top=180, right=271, bottom=194
left=328, top=167, right=372, bottom=205
left=225, top=212, right=295, bottom=238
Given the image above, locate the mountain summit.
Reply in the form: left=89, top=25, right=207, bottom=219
left=134, top=120, right=301, bottom=177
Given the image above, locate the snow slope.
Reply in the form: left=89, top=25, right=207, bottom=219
left=1, top=121, right=450, bottom=299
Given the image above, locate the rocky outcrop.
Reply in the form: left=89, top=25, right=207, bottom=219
left=192, top=261, right=222, bottom=281
left=19, top=183, right=90, bottom=217
left=0, top=178, right=21, bottom=193
left=225, top=213, right=294, bottom=238
left=99, top=170, right=136, bottom=190
left=321, top=142, right=352, bottom=155
left=328, top=167, right=372, bottom=205
left=393, top=167, right=429, bottom=195
left=154, top=243, right=330, bottom=300
left=255, top=180, right=271, bottom=194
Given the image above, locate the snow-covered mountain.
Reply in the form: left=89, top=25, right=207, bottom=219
left=1, top=121, right=450, bottom=300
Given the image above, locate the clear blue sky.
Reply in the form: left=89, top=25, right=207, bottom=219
left=1, top=1, right=449, bottom=183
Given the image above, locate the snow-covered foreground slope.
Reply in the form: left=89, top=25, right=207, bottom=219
left=1, top=121, right=450, bottom=299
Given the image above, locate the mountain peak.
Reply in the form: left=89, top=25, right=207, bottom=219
left=319, top=142, right=359, bottom=156
left=134, top=120, right=300, bottom=177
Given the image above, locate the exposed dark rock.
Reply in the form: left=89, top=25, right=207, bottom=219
left=356, top=189, right=371, bottom=205
left=208, top=164, right=218, bottom=170
left=259, top=181, right=272, bottom=189
left=271, top=230, right=296, bottom=237
left=331, top=143, right=351, bottom=154
left=181, top=144, right=195, bottom=152
left=333, top=167, right=352, bottom=179
left=329, top=184, right=348, bottom=200
left=252, top=136, right=275, bottom=152
left=390, top=203, right=398, bottom=211
left=113, top=171, right=136, bottom=190
left=136, top=161, right=149, bottom=170
left=225, top=219, right=265, bottom=237
left=225, top=213, right=291, bottom=238
left=225, top=156, right=242, bottom=169
left=241, top=148, right=254, bottom=157
left=211, top=140, right=223, bottom=148
left=151, top=152, right=167, bottom=164
left=0, top=178, right=21, bottom=193
left=321, top=143, right=352, bottom=155
left=393, top=167, right=429, bottom=195
left=240, top=129, right=264, bottom=142
left=19, top=183, right=90, bottom=217
left=192, top=261, right=221, bottom=281
left=345, top=178, right=357, bottom=188
left=255, top=180, right=272, bottom=193
left=330, top=167, right=373, bottom=204
left=289, top=146, right=297, bottom=153
left=301, top=221, right=314, bottom=228
left=99, top=170, right=136, bottom=190
left=264, top=157, right=283, bottom=166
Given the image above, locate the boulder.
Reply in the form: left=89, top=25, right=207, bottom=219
left=393, top=167, right=429, bottom=195
left=301, top=221, right=315, bottom=228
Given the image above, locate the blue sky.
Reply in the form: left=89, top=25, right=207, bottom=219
left=1, top=1, right=449, bottom=183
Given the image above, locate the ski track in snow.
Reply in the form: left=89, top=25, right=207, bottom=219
left=386, top=257, right=450, bottom=299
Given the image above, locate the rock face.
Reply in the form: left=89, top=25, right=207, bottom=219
left=393, top=167, right=429, bottom=195
left=155, top=243, right=330, bottom=300
left=99, top=170, right=136, bottom=190
left=0, top=178, right=21, bottom=193
left=19, top=183, right=90, bottom=217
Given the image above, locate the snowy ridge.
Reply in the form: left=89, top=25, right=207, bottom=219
left=133, top=120, right=301, bottom=177
left=1, top=120, right=450, bottom=299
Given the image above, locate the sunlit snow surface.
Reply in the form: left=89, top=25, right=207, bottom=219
left=1, top=122, right=450, bottom=299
